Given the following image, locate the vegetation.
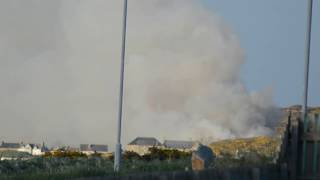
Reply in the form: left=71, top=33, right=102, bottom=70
left=123, top=148, right=191, bottom=161
left=209, top=136, right=280, bottom=168
left=43, top=150, right=87, bottom=158
left=0, top=157, right=191, bottom=180
left=0, top=151, right=32, bottom=159
left=209, top=136, right=279, bottom=157
left=0, top=148, right=191, bottom=180
left=0, top=157, right=113, bottom=180
left=0, top=137, right=281, bottom=179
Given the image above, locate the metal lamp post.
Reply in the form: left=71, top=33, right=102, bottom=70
left=114, top=0, right=128, bottom=172
left=301, top=0, right=313, bottom=175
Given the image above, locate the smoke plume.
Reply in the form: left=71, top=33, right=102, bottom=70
left=0, top=0, right=279, bottom=148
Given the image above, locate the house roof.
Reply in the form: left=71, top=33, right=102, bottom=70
left=163, top=140, right=194, bottom=149
left=80, top=144, right=108, bottom=152
left=90, top=144, right=108, bottom=152
left=128, top=137, right=161, bottom=146
left=80, top=144, right=90, bottom=151
left=0, top=142, right=21, bottom=149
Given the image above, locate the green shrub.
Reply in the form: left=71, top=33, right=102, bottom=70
left=43, top=150, right=87, bottom=158
left=123, top=151, right=141, bottom=160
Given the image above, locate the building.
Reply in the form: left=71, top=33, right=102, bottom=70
left=0, top=141, right=22, bottom=151
left=126, top=137, right=162, bottom=155
left=80, top=144, right=108, bottom=155
left=0, top=141, right=49, bottom=156
left=163, top=140, right=195, bottom=152
left=17, top=143, right=49, bottom=156
left=18, top=144, right=41, bottom=155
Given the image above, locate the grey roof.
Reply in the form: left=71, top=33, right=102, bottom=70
left=128, top=137, right=161, bottom=146
left=90, top=144, right=108, bottom=152
left=163, top=140, right=194, bottom=149
left=80, top=144, right=108, bottom=152
left=0, top=142, right=21, bottom=149
left=80, top=144, right=90, bottom=151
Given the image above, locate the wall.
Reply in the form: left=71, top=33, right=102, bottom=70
left=125, top=145, right=153, bottom=156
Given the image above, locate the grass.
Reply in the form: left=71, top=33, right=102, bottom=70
left=209, top=136, right=280, bottom=158
left=0, top=157, right=191, bottom=180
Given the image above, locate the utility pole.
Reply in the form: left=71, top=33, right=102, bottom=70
left=114, top=0, right=128, bottom=172
left=302, top=0, right=313, bottom=175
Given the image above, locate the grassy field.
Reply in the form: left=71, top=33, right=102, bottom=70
left=209, top=136, right=280, bottom=168
left=210, top=136, right=279, bottom=158
left=0, top=156, right=191, bottom=180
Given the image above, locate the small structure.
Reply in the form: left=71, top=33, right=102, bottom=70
left=126, top=137, right=162, bottom=155
left=163, top=140, right=195, bottom=152
left=0, top=141, right=22, bottom=151
left=18, top=143, right=49, bottom=156
left=65, top=147, right=80, bottom=152
left=0, top=141, right=49, bottom=156
left=80, top=144, right=108, bottom=155
left=191, top=143, right=215, bottom=171
left=18, top=144, right=40, bottom=155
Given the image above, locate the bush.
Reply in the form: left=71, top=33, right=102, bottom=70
left=147, top=147, right=191, bottom=161
left=123, top=151, right=141, bottom=160
left=43, top=150, right=87, bottom=158
left=0, top=156, right=191, bottom=179
left=123, top=148, right=192, bottom=161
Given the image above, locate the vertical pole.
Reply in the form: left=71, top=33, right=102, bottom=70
left=302, top=0, right=313, bottom=175
left=291, top=121, right=299, bottom=180
left=313, top=114, right=319, bottom=175
left=114, top=0, right=128, bottom=172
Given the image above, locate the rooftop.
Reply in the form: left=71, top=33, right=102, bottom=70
left=128, top=137, right=161, bottom=146
left=163, top=140, right=194, bottom=149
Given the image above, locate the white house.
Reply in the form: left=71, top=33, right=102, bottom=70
left=126, top=137, right=162, bottom=155
left=18, top=143, right=49, bottom=156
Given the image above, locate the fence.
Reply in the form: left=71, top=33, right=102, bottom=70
left=77, top=165, right=287, bottom=180
left=278, top=111, right=320, bottom=180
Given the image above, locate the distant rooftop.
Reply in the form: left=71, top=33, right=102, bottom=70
left=80, top=144, right=90, bottom=151
left=80, top=144, right=108, bottom=152
left=163, top=140, right=194, bottom=149
left=0, top=142, right=21, bottom=149
left=128, top=137, right=161, bottom=146
left=90, top=144, right=108, bottom=152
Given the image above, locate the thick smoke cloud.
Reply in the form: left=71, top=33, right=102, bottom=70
left=0, top=0, right=278, bottom=148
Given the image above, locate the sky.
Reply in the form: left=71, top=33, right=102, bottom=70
left=203, top=0, right=320, bottom=107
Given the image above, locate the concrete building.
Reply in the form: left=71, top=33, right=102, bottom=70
left=126, top=137, right=162, bottom=155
